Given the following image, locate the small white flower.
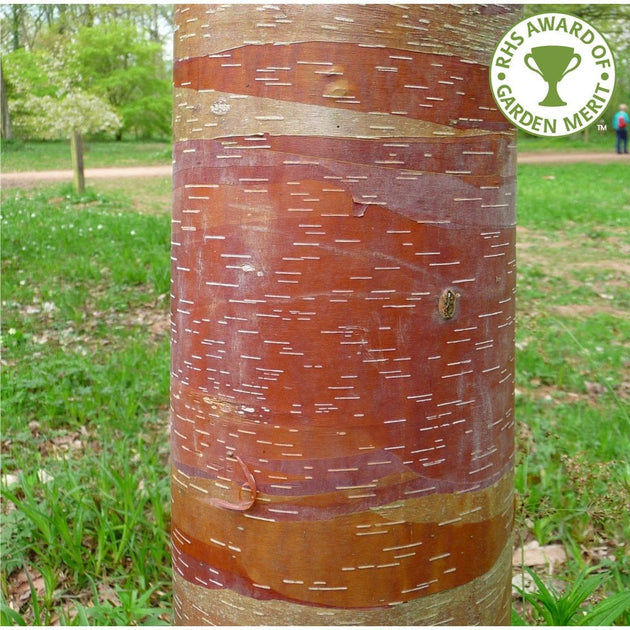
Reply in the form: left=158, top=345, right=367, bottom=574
left=37, top=469, right=55, bottom=484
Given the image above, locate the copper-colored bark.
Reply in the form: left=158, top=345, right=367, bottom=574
left=172, top=4, right=518, bottom=625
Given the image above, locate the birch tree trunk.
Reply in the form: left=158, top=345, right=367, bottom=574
left=171, top=4, right=518, bottom=625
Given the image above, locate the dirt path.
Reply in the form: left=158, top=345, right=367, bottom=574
left=1, top=165, right=172, bottom=188
left=516, top=151, right=627, bottom=164
left=1, top=152, right=626, bottom=189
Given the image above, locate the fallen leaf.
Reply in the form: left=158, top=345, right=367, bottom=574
left=512, top=571, right=537, bottom=596
left=513, top=540, right=567, bottom=573
left=585, top=380, right=607, bottom=397
left=581, top=544, right=616, bottom=564
left=97, top=583, right=121, bottom=606
left=7, top=565, right=46, bottom=609
left=1, top=473, right=19, bottom=487
left=512, top=569, right=566, bottom=598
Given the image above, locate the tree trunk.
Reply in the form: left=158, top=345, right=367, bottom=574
left=11, top=4, right=21, bottom=51
left=171, top=4, right=518, bottom=625
left=70, top=129, right=85, bottom=194
left=1, top=60, right=13, bottom=141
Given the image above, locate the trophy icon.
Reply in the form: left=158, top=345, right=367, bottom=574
left=524, top=46, right=581, bottom=107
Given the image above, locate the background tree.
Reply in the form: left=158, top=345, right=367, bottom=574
left=0, top=4, right=173, bottom=141
left=18, top=89, right=120, bottom=141
left=71, top=20, right=171, bottom=140
left=1, top=60, right=12, bottom=140
left=23, top=88, right=121, bottom=192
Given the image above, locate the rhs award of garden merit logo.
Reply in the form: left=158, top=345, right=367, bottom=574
left=490, top=12, right=615, bottom=137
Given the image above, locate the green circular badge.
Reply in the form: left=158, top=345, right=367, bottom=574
left=490, top=12, right=616, bottom=137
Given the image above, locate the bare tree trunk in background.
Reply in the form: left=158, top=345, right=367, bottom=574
left=1, top=60, right=13, bottom=141
left=11, top=4, right=22, bottom=51
left=70, top=129, right=85, bottom=194
left=171, top=4, right=518, bottom=625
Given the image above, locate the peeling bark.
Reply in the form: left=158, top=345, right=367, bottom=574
left=171, top=4, right=518, bottom=625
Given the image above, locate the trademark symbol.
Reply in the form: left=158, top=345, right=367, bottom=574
left=597, top=122, right=607, bottom=131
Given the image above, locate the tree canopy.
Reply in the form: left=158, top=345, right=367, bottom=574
left=1, top=4, right=172, bottom=140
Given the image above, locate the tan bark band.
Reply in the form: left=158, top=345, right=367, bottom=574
left=175, top=86, right=461, bottom=141
left=171, top=467, right=513, bottom=609
left=173, top=541, right=512, bottom=625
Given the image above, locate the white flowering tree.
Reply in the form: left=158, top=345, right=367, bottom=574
left=21, top=89, right=121, bottom=192
left=3, top=39, right=123, bottom=192
left=20, top=89, right=121, bottom=140
left=1, top=10, right=172, bottom=141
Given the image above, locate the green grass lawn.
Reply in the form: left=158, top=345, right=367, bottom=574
left=513, top=163, right=630, bottom=624
left=1, top=140, right=171, bottom=172
left=1, top=184, right=172, bottom=624
left=517, top=129, right=618, bottom=153
left=1, top=162, right=629, bottom=624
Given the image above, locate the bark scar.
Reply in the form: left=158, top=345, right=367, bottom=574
left=438, top=288, right=460, bottom=320
left=209, top=454, right=258, bottom=511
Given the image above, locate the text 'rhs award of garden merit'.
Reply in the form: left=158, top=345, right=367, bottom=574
left=490, top=12, right=615, bottom=137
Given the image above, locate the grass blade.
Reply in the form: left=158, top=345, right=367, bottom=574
left=577, top=589, right=630, bottom=626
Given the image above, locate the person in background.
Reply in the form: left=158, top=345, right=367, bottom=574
left=612, top=104, right=629, bottom=154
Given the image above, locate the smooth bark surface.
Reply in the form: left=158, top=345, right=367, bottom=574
left=70, top=129, right=85, bottom=194
left=171, top=4, right=518, bottom=624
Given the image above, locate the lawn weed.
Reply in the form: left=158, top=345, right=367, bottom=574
left=513, top=566, right=630, bottom=625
